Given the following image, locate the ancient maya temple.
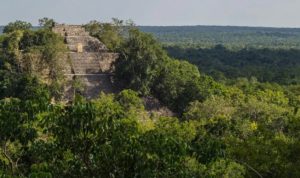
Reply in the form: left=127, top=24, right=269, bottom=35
left=52, top=24, right=119, bottom=100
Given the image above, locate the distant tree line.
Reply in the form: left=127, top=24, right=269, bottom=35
left=139, top=26, right=300, bottom=49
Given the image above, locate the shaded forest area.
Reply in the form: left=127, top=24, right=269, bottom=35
left=165, top=45, right=300, bottom=85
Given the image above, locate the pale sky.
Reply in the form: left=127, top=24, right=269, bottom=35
left=1, top=0, right=300, bottom=27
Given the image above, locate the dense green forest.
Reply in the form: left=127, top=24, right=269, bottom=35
left=138, top=26, right=300, bottom=85
left=0, top=19, right=299, bottom=178
left=165, top=45, right=300, bottom=85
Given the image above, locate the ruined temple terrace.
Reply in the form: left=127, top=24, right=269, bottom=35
left=52, top=24, right=119, bottom=99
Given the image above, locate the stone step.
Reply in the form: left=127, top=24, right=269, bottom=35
left=67, top=44, right=100, bottom=52
left=70, top=59, right=100, bottom=65
left=67, top=45, right=108, bottom=53
left=68, top=52, right=118, bottom=61
left=66, top=36, right=108, bottom=52
left=72, top=68, right=100, bottom=74
left=71, top=60, right=101, bottom=74
left=66, top=36, right=100, bottom=44
left=64, top=27, right=85, bottom=32
left=69, top=52, right=110, bottom=59
left=53, top=25, right=89, bottom=37
left=63, top=75, right=118, bottom=100
left=64, top=74, right=114, bottom=76
left=68, top=52, right=118, bottom=73
left=65, top=31, right=89, bottom=36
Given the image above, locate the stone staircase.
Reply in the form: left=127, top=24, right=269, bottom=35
left=68, top=52, right=116, bottom=74
left=52, top=24, right=119, bottom=100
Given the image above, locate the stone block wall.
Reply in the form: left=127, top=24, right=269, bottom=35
left=68, top=52, right=118, bottom=74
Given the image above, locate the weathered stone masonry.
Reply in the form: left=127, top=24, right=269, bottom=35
left=52, top=24, right=119, bottom=100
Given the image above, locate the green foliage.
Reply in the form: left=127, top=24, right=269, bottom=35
left=154, top=59, right=200, bottom=111
left=0, top=73, right=50, bottom=105
left=183, top=96, right=236, bottom=121
left=116, top=28, right=229, bottom=113
left=12, top=75, right=50, bottom=102
left=84, top=19, right=129, bottom=51
left=3, top=20, right=32, bottom=34
left=0, top=85, right=298, bottom=177
left=38, top=17, right=56, bottom=29
left=0, top=98, right=40, bottom=176
left=2, top=30, right=23, bottom=60
left=0, top=27, right=67, bottom=100
left=137, top=117, right=200, bottom=177
left=207, top=159, right=246, bottom=178
left=116, top=89, right=144, bottom=110
left=116, top=28, right=168, bottom=95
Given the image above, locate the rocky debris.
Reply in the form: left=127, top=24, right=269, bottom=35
left=143, top=96, right=176, bottom=117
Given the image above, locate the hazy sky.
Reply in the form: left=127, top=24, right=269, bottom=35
left=1, top=0, right=300, bottom=27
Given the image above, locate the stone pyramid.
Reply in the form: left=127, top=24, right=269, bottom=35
left=52, top=24, right=119, bottom=100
